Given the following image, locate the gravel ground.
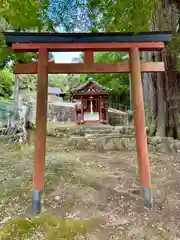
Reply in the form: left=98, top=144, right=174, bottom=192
left=0, top=135, right=180, bottom=239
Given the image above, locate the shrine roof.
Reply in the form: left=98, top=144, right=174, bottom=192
left=3, top=31, right=172, bottom=45
left=70, top=80, right=112, bottom=94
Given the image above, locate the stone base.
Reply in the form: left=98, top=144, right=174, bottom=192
left=32, top=190, right=41, bottom=214
left=142, top=188, right=153, bottom=209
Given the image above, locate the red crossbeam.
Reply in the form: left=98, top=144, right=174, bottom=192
left=12, top=42, right=164, bottom=52
left=13, top=61, right=165, bottom=74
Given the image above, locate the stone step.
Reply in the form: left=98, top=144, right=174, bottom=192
left=85, top=133, right=135, bottom=138
left=67, top=135, right=177, bottom=153
left=71, top=126, right=148, bottom=136
left=30, top=121, right=149, bottom=138
left=53, top=126, right=137, bottom=137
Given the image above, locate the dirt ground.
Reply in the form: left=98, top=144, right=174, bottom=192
left=0, top=135, right=180, bottom=239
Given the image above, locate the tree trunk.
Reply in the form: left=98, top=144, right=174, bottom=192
left=164, top=51, right=180, bottom=138
left=142, top=52, right=158, bottom=136
left=142, top=2, right=180, bottom=139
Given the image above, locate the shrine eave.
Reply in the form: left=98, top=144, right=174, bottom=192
left=3, top=31, right=172, bottom=46
left=69, top=80, right=112, bottom=95
left=71, top=92, right=111, bottom=98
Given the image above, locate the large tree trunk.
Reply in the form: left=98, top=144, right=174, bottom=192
left=142, top=1, right=180, bottom=139
left=142, top=53, right=158, bottom=136
left=164, top=50, right=180, bottom=139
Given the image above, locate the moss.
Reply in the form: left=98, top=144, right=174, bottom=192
left=0, top=215, right=99, bottom=240
left=0, top=218, right=35, bottom=240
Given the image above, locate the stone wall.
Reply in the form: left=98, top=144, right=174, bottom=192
left=48, top=104, right=75, bottom=122
left=28, top=101, right=133, bottom=126
left=108, top=109, right=133, bottom=126
left=28, top=102, right=75, bottom=123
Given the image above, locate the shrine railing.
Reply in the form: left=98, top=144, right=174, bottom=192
left=108, top=101, right=130, bottom=112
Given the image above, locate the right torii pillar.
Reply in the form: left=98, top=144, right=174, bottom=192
left=129, top=47, right=152, bottom=209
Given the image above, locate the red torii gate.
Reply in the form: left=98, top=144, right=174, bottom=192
left=4, top=31, right=172, bottom=214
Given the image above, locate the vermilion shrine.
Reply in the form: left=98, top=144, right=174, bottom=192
left=3, top=31, right=172, bottom=213
left=70, top=79, right=111, bottom=124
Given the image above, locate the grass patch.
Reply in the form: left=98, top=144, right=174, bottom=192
left=45, top=162, right=76, bottom=194
left=0, top=215, right=100, bottom=240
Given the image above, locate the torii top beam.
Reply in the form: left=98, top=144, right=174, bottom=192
left=3, top=31, right=172, bottom=52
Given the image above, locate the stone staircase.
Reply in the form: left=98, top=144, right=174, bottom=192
left=39, top=123, right=178, bottom=153
left=62, top=125, right=178, bottom=154
left=46, top=124, right=136, bottom=138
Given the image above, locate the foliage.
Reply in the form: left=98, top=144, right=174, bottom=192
left=66, top=74, right=82, bottom=89
left=0, top=0, right=90, bottom=64
left=0, top=69, right=37, bottom=97
left=80, top=52, right=130, bottom=106
left=86, top=0, right=180, bottom=69
left=0, top=96, right=13, bottom=100
left=49, top=0, right=91, bottom=32
left=87, top=0, right=161, bottom=32
left=18, top=74, right=37, bottom=91
left=48, top=74, right=69, bottom=91
left=0, top=67, right=13, bottom=97
left=0, top=0, right=50, bottom=31
left=15, top=72, right=80, bottom=94
left=48, top=74, right=82, bottom=94
left=0, top=215, right=99, bottom=240
left=0, top=0, right=55, bottom=65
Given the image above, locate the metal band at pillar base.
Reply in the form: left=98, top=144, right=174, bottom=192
left=142, top=188, right=153, bottom=209
left=32, top=190, right=41, bottom=214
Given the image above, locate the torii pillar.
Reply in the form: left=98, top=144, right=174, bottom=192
left=129, top=47, right=152, bottom=209
left=32, top=48, right=48, bottom=213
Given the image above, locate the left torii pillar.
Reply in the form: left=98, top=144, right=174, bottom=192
left=32, top=49, right=48, bottom=213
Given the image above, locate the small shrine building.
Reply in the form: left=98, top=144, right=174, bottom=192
left=69, top=79, right=112, bottom=124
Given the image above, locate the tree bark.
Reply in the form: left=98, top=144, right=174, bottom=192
left=142, top=52, right=158, bottom=136
left=142, top=1, right=180, bottom=139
